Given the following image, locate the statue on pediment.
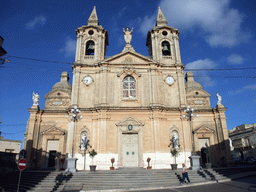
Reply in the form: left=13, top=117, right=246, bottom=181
left=216, top=92, right=222, bottom=105
left=32, top=92, right=39, bottom=105
left=123, top=27, right=133, bottom=44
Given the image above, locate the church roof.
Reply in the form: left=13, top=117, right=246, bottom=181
left=52, top=71, right=72, bottom=92
left=185, top=72, right=203, bottom=90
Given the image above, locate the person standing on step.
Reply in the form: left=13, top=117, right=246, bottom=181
left=180, top=163, right=190, bottom=184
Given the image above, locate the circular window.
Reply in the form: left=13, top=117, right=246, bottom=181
left=195, top=92, right=199, bottom=95
left=57, top=92, right=61, bottom=96
left=162, top=31, right=168, bottom=36
left=88, top=30, right=94, bottom=35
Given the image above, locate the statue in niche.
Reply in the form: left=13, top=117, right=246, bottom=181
left=32, top=92, right=39, bottom=105
left=81, top=133, right=89, bottom=150
left=172, top=132, right=179, bottom=148
left=216, top=92, right=222, bottom=105
left=123, top=27, right=133, bottom=44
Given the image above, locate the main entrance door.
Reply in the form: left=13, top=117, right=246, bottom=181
left=198, top=138, right=210, bottom=166
left=48, top=150, right=56, bottom=167
left=122, top=133, right=138, bottom=167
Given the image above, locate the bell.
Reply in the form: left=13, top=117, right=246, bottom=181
left=162, top=45, right=169, bottom=55
left=162, top=45, right=169, bottom=52
left=87, top=44, right=94, bottom=50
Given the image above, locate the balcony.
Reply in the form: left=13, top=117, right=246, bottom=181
left=162, top=56, right=172, bottom=60
left=84, top=55, right=94, bottom=60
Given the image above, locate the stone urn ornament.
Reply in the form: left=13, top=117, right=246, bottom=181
left=110, top=158, right=115, bottom=170
left=147, top=157, right=152, bottom=169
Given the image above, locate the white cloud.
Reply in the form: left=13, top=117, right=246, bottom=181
left=185, top=58, right=218, bottom=87
left=229, top=84, right=256, bottom=95
left=25, top=15, right=46, bottom=30
left=139, top=15, right=156, bottom=35
left=227, top=54, right=244, bottom=65
left=117, top=6, right=128, bottom=18
left=140, top=0, right=251, bottom=47
left=59, top=36, right=76, bottom=57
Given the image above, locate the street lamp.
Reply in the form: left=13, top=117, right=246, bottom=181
left=67, top=106, right=83, bottom=158
left=66, top=106, right=82, bottom=173
left=183, top=106, right=198, bottom=156
left=183, top=106, right=200, bottom=170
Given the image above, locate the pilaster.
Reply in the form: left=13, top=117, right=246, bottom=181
left=149, top=64, right=159, bottom=106
left=173, top=34, right=181, bottom=63
left=152, top=33, right=158, bottom=61
left=71, top=67, right=81, bottom=106
left=75, top=32, right=82, bottom=63
left=99, top=65, right=109, bottom=106
left=98, top=110, right=108, bottom=153
left=176, top=68, right=186, bottom=107
left=25, top=105, right=40, bottom=168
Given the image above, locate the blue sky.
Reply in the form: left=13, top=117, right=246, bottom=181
left=1, top=0, right=255, bottom=147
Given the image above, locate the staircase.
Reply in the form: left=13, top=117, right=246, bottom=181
left=27, top=169, right=229, bottom=192
left=0, top=168, right=232, bottom=192
left=0, top=171, right=51, bottom=192
left=213, top=167, right=256, bottom=178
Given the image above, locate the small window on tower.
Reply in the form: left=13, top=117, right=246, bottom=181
left=88, top=30, right=94, bottom=35
left=161, top=41, right=171, bottom=56
left=162, top=31, right=168, bottom=36
left=85, top=40, right=95, bottom=55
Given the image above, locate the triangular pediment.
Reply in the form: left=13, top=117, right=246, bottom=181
left=41, top=126, right=66, bottom=135
left=116, top=116, right=145, bottom=126
left=102, top=50, right=154, bottom=65
left=194, top=126, right=214, bottom=134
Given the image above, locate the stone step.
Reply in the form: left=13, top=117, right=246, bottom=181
left=2, top=169, right=231, bottom=192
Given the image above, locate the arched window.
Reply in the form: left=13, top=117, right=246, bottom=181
left=123, top=76, right=136, bottom=98
left=161, top=41, right=171, bottom=56
left=85, top=40, right=95, bottom=55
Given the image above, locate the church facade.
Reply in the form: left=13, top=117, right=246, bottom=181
left=23, top=7, right=231, bottom=170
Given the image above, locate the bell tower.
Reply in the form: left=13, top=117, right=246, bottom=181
left=146, top=7, right=181, bottom=65
left=75, top=6, right=109, bottom=64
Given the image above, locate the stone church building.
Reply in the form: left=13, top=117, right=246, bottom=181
left=24, top=7, right=231, bottom=170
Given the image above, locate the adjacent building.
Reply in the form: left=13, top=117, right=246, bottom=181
left=23, top=7, right=231, bottom=170
left=0, top=135, right=21, bottom=167
left=229, top=123, right=256, bottom=160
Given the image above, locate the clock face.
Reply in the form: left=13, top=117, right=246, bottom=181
left=165, top=76, right=174, bottom=85
left=83, top=76, right=93, bottom=85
